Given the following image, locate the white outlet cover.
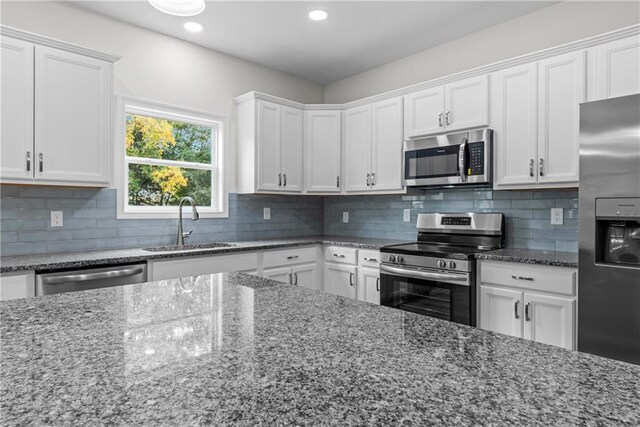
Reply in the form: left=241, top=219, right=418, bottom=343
left=403, top=209, right=411, bottom=222
left=263, top=207, right=271, bottom=220
left=51, top=211, right=63, bottom=227
left=342, top=211, right=349, bottom=223
left=550, top=208, right=563, bottom=225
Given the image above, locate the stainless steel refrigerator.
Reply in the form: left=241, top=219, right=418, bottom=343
left=578, top=94, right=640, bottom=365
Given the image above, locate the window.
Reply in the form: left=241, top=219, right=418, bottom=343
left=116, top=97, right=228, bottom=218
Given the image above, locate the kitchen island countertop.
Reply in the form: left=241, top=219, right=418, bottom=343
left=1, top=272, right=637, bottom=425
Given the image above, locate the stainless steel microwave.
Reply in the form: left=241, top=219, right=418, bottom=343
left=403, top=128, right=493, bottom=187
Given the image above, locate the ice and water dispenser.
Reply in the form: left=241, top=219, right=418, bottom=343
left=595, top=198, right=640, bottom=266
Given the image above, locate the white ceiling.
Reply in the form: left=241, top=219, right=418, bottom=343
left=75, top=1, right=555, bottom=84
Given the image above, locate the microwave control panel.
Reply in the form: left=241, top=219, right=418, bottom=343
left=467, top=142, right=484, bottom=176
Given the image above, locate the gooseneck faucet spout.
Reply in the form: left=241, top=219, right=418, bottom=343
left=176, top=197, right=199, bottom=245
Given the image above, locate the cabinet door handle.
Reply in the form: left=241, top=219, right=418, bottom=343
left=366, top=173, right=371, bottom=186
left=336, top=175, right=340, bottom=188
left=371, top=172, right=376, bottom=186
left=333, top=253, right=346, bottom=258
left=294, top=272, right=298, bottom=286
left=287, top=255, right=299, bottom=260
left=288, top=273, right=292, bottom=285
left=539, top=158, right=544, bottom=177
left=376, top=277, right=380, bottom=292
left=363, top=257, right=378, bottom=262
left=511, top=275, right=534, bottom=281
left=283, top=173, right=287, bottom=187
left=26, top=151, right=31, bottom=172
left=529, top=159, right=534, bottom=177
left=349, top=272, right=354, bottom=287
left=514, top=300, right=520, bottom=319
left=525, top=302, right=531, bottom=321
left=39, top=153, right=43, bottom=173
left=278, top=173, right=282, bottom=186
left=438, top=112, right=443, bottom=127
left=445, top=111, right=450, bottom=126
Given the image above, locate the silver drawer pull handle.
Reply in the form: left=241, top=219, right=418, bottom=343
left=283, top=173, right=287, bottom=187
left=363, top=257, right=378, bottom=262
left=349, top=272, right=354, bottom=287
left=26, top=151, right=31, bottom=172
left=525, top=302, right=531, bottom=321
left=286, top=255, right=299, bottom=260
left=529, top=159, right=534, bottom=177
left=376, top=277, right=380, bottom=292
left=514, top=300, right=520, bottom=319
left=511, top=275, right=534, bottom=281
left=39, top=153, right=43, bottom=173
left=539, top=158, right=544, bottom=177
left=333, top=253, right=346, bottom=258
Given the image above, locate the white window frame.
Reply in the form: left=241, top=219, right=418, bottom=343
left=115, top=96, right=228, bottom=219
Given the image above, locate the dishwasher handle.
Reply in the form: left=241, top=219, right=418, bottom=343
left=41, top=266, right=145, bottom=285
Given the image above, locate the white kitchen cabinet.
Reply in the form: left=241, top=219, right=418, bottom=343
left=344, top=97, right=403, bottom=193
left=292, top=263, right=318, bottom=290
left=358, top=268, right=380, bottom=304
left=0, top=36, right=34, bottom=182
left=589, top=35, right=640, bottom=101
left=0, top=271, right=36, bottom=301
left=523, top=292, right=575, bottom=350
left=480, top=286, right=524, bottom=338
left=262, top=246, right=319, bottom=290
left=403, top=75, right=489, bottom=139
left=324, top=263, right=357, bottom=299
left=149, top=252, right=258, bottom=281
left=0, top=38, right=112, bottom=186
left=304, top=110, right=342, bottom=193
left=493, top=51, right=585, bottom=189
left=237, top=98, right=303, bottom=194
left=263, top=266, right=292, bottom=284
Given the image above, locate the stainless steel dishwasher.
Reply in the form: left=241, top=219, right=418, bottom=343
left=36, top=263, right=147, bottom=296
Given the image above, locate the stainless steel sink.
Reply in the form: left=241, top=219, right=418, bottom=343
left=143, top=242, right=236, bottom=252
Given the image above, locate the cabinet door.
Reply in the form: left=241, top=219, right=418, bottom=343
left=304, top=110, right=342, bottom=193
left=34, top=46, right=110, bottom=185
left=537, top=51, right=585, bottom=185
left=371, top=97, right=403, bottom=191
left=403, top=86, right=444, bottom=138
left=491, top=63, right=538, bottom=187
left=357, top=267, right=380, bottom=305
left=292, top=263, right=318, bottom=290
left=0, top=37, right=34, bottom=181
left=324, top=263, right=357, bottom=299
left=0, top=272, right=35, bottom=301
left=480, top=286, right=523, bottom=338
left=344, top=105, right=372, bottom=192
left=445, top=75, right=489, bottom=132
left=263, top=266, right=292, bottom=285
left=256, top=100, right=282, bottom=191
left=593, top=35, right=640, bottom=100
left=280, top=106, right=303, bottom=192
left=523, top=292, right=575, bottom=350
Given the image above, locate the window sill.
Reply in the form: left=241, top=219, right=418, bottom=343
left=116, top=208, right=229, bottom=220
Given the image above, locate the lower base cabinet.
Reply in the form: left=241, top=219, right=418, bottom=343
left=0, top=271, right=35, bottom=301
left=358, top=267, right=380, bottom=304
left=263, top=263, right=318, bottom=290
left=324, top=263, right=357, bottom=299
left=150, top=252, right=258, bottom=281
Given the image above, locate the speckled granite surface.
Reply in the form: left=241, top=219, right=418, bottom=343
left=476, top=248, right=579, bottom=268
left=0, top=236, right=408, bottom=273
left=1, top=272, right=638, bottom=425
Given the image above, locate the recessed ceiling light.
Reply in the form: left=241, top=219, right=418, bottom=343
left=308, top=9, right=328, bottom=21
left=184, top=22, right=204, bottom=33
left=148, top=0, right=205, bottom=17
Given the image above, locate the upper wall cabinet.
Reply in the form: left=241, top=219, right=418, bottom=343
left=236, top=98, right=303, bottom=194
left=588, top=35, right=640, bottom=101
left=305, top=110, right=342, bottom=193
left=404, top=75, right=489, bottom=139
left=492, top=50, right=586, bottom=189
left=0, top=36, right=113, bottom=187
left=344, top=97, right=403, bottom=193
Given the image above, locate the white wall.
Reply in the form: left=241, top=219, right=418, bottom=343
left=0, top=1, right=323, bottom=192
left=323, top=1, right=640, bottom=103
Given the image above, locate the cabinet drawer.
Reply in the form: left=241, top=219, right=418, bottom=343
left=263, top=246, right=316, bottom=268
left=480, top=261, right=577, bottom=296
left=358, top=250, right=380, bottom=268
left=325, top=246, right=357, bottom=265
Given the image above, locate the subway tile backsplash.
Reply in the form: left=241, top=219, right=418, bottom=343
left=0, top=186, right=578, bottom=255
left=324, top=188, right=579, bottom=252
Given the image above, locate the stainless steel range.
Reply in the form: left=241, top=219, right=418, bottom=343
left=380, top=212, right=504, bottom=326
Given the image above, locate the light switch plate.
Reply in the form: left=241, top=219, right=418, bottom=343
left=403, top=209, right=411, bottom=222
left=342, top=211, right=349, bottom=223
left=51, top=211, right=63, bottom=227
left=263, top=207, right=271, bottom=220
left=551, top=208, right=563, bottom=225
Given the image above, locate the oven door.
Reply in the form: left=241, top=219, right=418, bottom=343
left=379, top=264, right=475, bottom=326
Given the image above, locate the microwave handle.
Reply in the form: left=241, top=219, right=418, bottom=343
left=458, top=137, right=468, bottom=183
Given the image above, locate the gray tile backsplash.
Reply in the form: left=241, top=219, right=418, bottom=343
left=324, top=188, right=579, bottom=252
left=0, top=186, right=579, bottom=255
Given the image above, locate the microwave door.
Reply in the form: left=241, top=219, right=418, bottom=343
left=404, top=143, right=462, bottom=186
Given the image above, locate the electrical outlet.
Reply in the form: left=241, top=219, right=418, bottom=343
left=51, top=211, right=63, bottom=227
left=342, top=211, right=349, bottom=223
left=551, top=208, right=564, bottom=225
left=263, top=207, right=271, bottom=220
left=403, top=209, right=411, bottom=222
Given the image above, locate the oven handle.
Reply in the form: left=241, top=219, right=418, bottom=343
left=458, top=136, right=468, bottom=183
left=380, top=264, right=470, bottom=286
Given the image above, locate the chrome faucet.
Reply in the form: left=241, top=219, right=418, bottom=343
left=176, top=197, right=199, bottom=245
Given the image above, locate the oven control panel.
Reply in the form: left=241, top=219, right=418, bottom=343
left=380, top=253, right=470, bottom=273
left=441, top=217, right=472, bottom=226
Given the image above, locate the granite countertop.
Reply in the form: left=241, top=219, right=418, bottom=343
left=0, top=235, right=408, bottom=273
left=1, top=272, right=638, bottom=425
left=475, top=248, right=579, bottom=268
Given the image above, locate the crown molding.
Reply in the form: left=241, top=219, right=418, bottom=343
left=234, top=24, right=640, bottom=110
left=0, top=25, right=121, bottom=63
